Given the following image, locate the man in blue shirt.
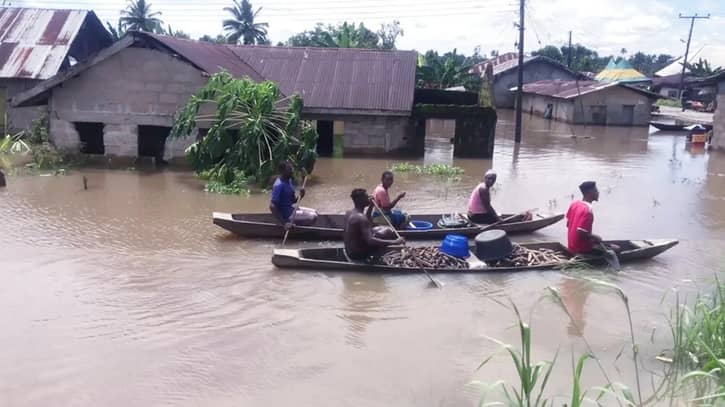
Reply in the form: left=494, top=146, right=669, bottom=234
left=270, top=161, right=317, bottom=229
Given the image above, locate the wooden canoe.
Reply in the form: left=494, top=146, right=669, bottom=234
left=213, top=212, right=565, bottom=240
left=650, top=122, right=687, bottom=131
left=271, top=240, right=678, bottom=273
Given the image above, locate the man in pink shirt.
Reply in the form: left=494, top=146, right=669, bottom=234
left=372, top=171, right=409, bottom=228
left=468, top=169, right=501, bottom=224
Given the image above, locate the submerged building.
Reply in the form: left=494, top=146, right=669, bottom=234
left=13, top=31, right=497, bottom=160
left=0, top=8, right=112, bottom=133
left=519, top=79, right=658, bottom=126
left=470, top=53, right=584, bottom=109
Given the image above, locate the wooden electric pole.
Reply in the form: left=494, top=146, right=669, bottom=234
left=567, top=31, right=573, bottom=68
left=678, top=13, right=709, bottom=112
left=514, top=0, right=525, bottom=143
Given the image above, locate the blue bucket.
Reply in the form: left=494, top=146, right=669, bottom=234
left=440, top=234, right=470, bottom=258
left=407, top=220, right=433, bottom=230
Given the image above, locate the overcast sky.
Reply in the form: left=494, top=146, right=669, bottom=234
left=14, top=0, right=725, bottom=58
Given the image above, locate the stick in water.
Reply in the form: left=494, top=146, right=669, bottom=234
left=371, top=200, right=442, bottom=289
left=281, top=175, right=308, bottom=247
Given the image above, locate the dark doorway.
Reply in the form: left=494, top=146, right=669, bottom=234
left=316, top=120, right=334, bottom=156
left=138, top=125, right=170, bottom=159
left=74, top=122, right=105, bottom=154
left=622, top=105, right=635, bottom=125
left=590, top=105, right=607, bottom=125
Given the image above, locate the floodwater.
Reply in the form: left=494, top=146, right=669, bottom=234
left=1, top=110, right=724, bottom=406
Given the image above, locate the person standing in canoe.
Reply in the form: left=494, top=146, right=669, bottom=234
left=269, top=161, right=317, bottom=229
left=467, top=169, right=501, bottom=224
left=372, top=170, right=410, bottom=228
left=566, top=181, right=618, bottom=254
left=344, top=188, right=404, bottom=261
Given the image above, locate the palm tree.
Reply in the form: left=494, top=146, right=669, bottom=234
left=223, top=0, right=269, bottom=45
left=119, top=0, right=162, bottom=32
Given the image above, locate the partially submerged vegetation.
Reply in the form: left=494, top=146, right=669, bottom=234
left=662, top=278, right=725, bottom=404
left=391, top=162, right=464, bottom=179
left=475, top=277, right=725, bottom=406
left=0, top=115, right=77, bottom=175
left=171, top=72, right=318, bottom=195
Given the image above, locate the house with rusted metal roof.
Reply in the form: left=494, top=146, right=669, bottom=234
left=470, top=53, right=584, bottom=109
left=14, top=30, right=496, bottom=160
left=517, top=79, right=658, bottom=126
left=0, top=8, right=112, bottom=133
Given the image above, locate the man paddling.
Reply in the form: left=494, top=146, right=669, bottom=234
left=270, top=161, right=317, bottom=229
left=566, top=181, right=618, bottom=254
left=344, top=188, right=404, bottom=261
left=467, top=169, right=501, bottom=224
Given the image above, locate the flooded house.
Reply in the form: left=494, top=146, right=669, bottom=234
left=0, top=8, right=112, bottom=134
left=13, top=31, right=496, bottom=160
left=470, top=53, right=584, bottom=109
left=518, top=79, right=658, bottom=126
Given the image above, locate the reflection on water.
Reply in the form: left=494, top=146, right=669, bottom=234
left=1, top=110, right=725, bottom=406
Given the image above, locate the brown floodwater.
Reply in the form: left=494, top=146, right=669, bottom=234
left=1, top=110, right=725, bottom=406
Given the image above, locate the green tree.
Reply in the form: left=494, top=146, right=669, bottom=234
left=171, top=72, right=318, bottom=191
left=416, top=49, right=480, bottom=90
left=532, top=45, right=564, bottom=62
left=119, top=0, right=162, bottom=32
left=158, top=24, right=190, bottom=39
left=377, top=20, right=403, bottom=50
left=199, top=34, right=228, bottom=44
left=223, top=0, right=269, bottom=45
left=627, top=52, right=673, bottom=76
left=286, top=22, right=382, bottom=49
left=687, top=58, right=723, bottom=77
left=106, top=20, right=127, bottom=41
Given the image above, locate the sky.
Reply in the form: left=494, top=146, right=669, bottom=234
left=12, top=0, right=725, bottom=59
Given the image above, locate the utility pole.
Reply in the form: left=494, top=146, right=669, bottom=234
left=514, top=0, right=525, bottom=143
left=567, top=31, right=573, bottom=68
left=678, top=13, right=709, bottom=112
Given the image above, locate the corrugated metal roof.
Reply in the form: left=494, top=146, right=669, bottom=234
left=13, top=31, right=418, bottom=114
left=137, top=32, right=416, bottom=114
left=230, top=45, right=417, bottom=114
left=0, top=8, right=104, bottom=79
left=521, top=80, right=619, bottom=99
left=144, top=33, right=264, bottom=81
left=520, top=79, right=660, bottom=100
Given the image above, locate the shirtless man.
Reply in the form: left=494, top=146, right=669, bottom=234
left=344, top=188, right=404, bottom=261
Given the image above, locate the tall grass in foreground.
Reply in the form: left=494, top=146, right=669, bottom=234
left=474, top=277, right=725, bottom=406
left=663, top=278, right=725, bottom=404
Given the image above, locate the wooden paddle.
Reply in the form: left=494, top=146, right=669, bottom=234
left=599, top=242, right=621, bottom=271
left=281, top=175, right=308, bottom=247
left=371, top=200, right=442, bottom=289
left=478, top=208, right=538, bottom=232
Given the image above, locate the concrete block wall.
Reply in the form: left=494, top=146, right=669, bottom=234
left=342, top=116, right=413, bottom=154
left=713, top=82, right=725, bottom=151
left=49, top=46, right=207, bottom=158
left=1, top=78, right=45, bottom=133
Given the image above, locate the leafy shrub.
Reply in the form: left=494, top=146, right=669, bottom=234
left=171, top=72, right=318, bottom=191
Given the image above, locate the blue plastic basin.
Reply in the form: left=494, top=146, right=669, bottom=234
left=440, top=234, right=470, bottom=258
left=407, top=220, right=433, bottom=230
